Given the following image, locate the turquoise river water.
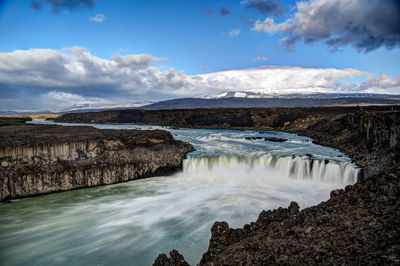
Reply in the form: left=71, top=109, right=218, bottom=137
left=0, top=120, right=359, bottom=265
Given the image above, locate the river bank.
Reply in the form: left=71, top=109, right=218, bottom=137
left=52, top=105, right=398, bottom=130
left=0, top=125, right=193, bottom=202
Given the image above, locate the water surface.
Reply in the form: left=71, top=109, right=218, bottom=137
left=0, top=121, right=359, bottom=265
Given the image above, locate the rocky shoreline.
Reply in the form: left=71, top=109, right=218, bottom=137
left=154, top=109, right=400, bottom=265
left=0, top=125, right=193, bottom=202
left=0, top=116, right=32, bottom=127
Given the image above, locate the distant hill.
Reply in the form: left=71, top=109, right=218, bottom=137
left=141, top=97, right=400, bottom=110
left=2, top=95, right=399, bottom=115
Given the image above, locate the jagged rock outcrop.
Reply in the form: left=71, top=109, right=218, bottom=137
left=153, top=250, right=189, bottom=266
left=0, top=125, right=193, bottom=201
left=197, top=167, right=400, bottom=265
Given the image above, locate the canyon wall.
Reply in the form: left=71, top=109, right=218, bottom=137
left=301, top=110, right=400, bottom=177
left=0, top=125, right=193, bottom=201
left=54, top=105, right=399, bottom=129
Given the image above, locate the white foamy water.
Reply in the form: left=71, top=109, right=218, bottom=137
left=183, top=155, right=358, bottom=184
left=0, top=120, right=359, bottom=265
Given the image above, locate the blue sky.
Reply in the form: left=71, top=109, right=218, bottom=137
left=0, top=0, right=399, bottom=110
left=1, top=0, right=399, bottom=75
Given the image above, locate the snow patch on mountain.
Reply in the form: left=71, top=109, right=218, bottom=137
left=203, top=90, right=399, bottom=99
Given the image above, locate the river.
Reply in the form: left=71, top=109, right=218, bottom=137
left=0, top=120, right=359, bottom=265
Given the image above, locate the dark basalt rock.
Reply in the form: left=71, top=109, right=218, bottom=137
left=301, top=110, right=400, bottom=177
left=264, top=137, right=287, bottom=142
left=197, top=167, right=400, bottom=265
left=54, top=105, right=399, bottom=130
left=244, top=136, right=264, bottom=140
left=153, top=250, right=189, bottom=266
left=0, top=117, right=32, bottom=127
left=245, top=136, right=287, bottom=142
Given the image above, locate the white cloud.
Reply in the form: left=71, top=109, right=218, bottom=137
left=252, top=56, right=267, bottom=63
left=253, top=17, right=278, bottom=34
left=359, top=74, right=400, bottom=94
left=110, top=54, right=165, bottom=68
left=89, top=13, right=106, bottom=23
left=197, top=66, right=369, bottom=94
left=44, top=92, right=109, bottom=109
left=228, top=29, right=241, bottom=37
left=252, top=0, right=400, bottom=52
left=0, top=47, right=398, bottom=111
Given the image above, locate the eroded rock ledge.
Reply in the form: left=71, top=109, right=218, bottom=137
left=0, top=125, right=193, bottom=201
left=154, top=110, right=400, bottom=265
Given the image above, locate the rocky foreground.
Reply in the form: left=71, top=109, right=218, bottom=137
left=0, top=125, right=193, bottom=201
left=154, top=109, right=400, bottom=265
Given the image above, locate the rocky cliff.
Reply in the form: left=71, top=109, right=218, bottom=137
left=154, top=110, right=400, bottom=265
left=300, top=110, right=400, bottom=177
left=54, top=105, right=399, bottom=130
left=0, top=116, right=32, bottom=127
left=0, top=125, right=193, bottom=202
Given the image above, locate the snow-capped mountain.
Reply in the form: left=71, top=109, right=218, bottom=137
left=50, top=102, right=152, bottom=113
left=203, top=91, right=399, bottom=99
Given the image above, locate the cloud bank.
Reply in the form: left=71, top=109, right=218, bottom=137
left=253, top=0, right=400, bottom=52
left=0, top=47, right=398, bottom=111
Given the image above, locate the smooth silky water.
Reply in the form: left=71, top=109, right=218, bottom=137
left=0, top=120, right=359, bottom=265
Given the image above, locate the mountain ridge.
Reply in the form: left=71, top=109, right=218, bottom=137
left=2, top=94, right=400, bottom=115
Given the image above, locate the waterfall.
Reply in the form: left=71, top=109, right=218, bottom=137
left=183, top=155, right=359, bottom=184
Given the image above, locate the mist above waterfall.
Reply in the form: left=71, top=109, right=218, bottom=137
left=183, top=155, right=359, bottom=185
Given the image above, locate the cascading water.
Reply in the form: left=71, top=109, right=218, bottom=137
left=183, top=155, right=359, bottom=184
left=0, top=120, right=360, bottom=265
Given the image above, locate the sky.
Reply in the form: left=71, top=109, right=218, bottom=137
left=0, top=0, right=400, bottom=111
